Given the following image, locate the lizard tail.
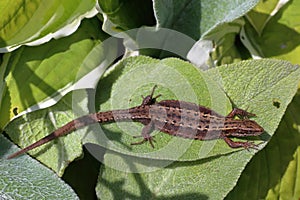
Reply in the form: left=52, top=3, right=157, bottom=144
left=7, top=132, right=58, bottom=159
left=7, top=114, right=98, bottom=159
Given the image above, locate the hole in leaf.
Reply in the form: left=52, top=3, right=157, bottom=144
left=273, top=99, right=281, bottom=108
left=13, top=107, right=18, bottom=116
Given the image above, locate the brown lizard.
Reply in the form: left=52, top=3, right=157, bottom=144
left=8, top=85, right=264, bottom=159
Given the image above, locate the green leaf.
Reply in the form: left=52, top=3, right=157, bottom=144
left=84, top=57, right=298, bottom=161
left=154, top=0, right=259, bottom=40
left=0, top=134, right=78, bottom=199
left=0, top=0, right=98, bottom=52
left=96, top=149, right=263, bottom=200
left=242, top=0, right=300, bottom=62
left=4, top=90, right=90, bottom=176
left=226, top=92, right=300, bottom=199
left=84, top=56, right=236, bottom=161
left=0, top=17, right=115, bottom=129
left=94, top=57, right=300, bottom=199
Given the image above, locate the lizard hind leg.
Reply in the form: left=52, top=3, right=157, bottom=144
left=222, top=135, right=258, bottom=150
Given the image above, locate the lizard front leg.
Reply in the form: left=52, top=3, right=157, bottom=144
left=131, top=122, right=155, bottom=148
left=226, top=108, right=256, bottom=119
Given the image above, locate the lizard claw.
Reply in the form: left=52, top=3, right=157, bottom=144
left=131, top=135, right=155, bottom=148
left=244, top=141, right=259, bottom=150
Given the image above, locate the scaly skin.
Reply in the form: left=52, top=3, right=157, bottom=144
left=8, top=85, right=264, bottom=159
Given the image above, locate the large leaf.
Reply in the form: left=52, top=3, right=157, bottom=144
left=0, top=17, right=116, bottom=129
left=227, top=91, right=300, bottom=199
left=85, top=56, right=235, bottom=162
left=0, top=0, right=98, bottom=52
left=154, top=0, right=259, bottom=40
left=94, top=57, right=300, bottom=199
left=96, top=150, right=254, bottom=200
left=0, top=134, right=78, bottom=199
left=84, top=57, right=298, bottom=160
